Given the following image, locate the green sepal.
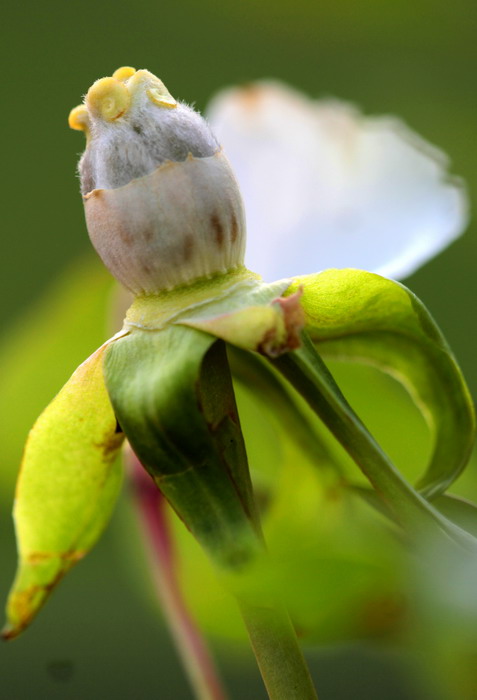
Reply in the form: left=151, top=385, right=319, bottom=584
left=287, top=269, right=476, bottom=498
left=124, top=267, right=303, bottom=357
left=4, top=341, right=125, bottom=639
left=179, top=292, right=303, bottom=356
left=104, top=324, right=262, bottom=570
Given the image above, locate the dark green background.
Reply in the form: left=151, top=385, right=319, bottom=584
left=1, top=0, right=476, bottom=697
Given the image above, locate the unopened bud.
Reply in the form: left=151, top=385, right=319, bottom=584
left=69, top=67, right=246, bottom=293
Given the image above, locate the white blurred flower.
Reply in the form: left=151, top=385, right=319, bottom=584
left=207, top=81, right=468, bottom=281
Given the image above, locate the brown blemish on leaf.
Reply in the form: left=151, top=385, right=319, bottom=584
left=257, top=327, right=280, bottom=357
left=143, top=227, right=154, bottom=242
left=273, top=288, right=305, bottom=350
left=257, top=288, right=305, bottom=357
left=2, top=623, right=22, bottom=640
left=154, top=463, right=197, bottom=483
left=210, top=213, right=224, bottom=247
left=2, top=567, right=70, bottom=640
left=27, top=549, right=87, bottom=565
left=206, top=408, right=240, bottom=434
left=3, top=542, right=94, bottom=640
left=93, top=430, right=124, bottom=459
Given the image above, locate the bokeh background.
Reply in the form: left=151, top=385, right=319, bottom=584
left=2, top=0, right=477, bottom=697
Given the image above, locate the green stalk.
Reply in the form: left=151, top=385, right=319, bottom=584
left=237, top=599, right=318, bottom=700
left=271, top=333, right=477, bottom=550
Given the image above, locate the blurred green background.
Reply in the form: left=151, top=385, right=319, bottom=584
left=2, top=0, right=476, bottom=697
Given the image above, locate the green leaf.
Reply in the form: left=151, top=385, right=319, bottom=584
left=271, top=333, right=477, bottom=549
left=104, top=325, right=262, bottom=570
left=287, top=269, right=476, bottom=498
left=4, top=342, right=125, bottom=639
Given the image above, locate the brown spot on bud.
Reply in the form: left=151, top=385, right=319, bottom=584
left=84, top=152, right=246, bottom=293
left=230, top=211, right=239, bottom=243
left=210, top=212, right=224, bottom=247
left=183, top=234, right=195, bottom=262
left=118, top=228, right=133, bottom=245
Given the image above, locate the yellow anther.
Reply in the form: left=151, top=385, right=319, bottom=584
left=126, top=69, right=176, bottom=105
left=68, top=105, right=90, bottom=133
left=112, top=66, right=136, bottom=82
left=146, top=88, right=177, bottom=109
left=86, top=77, right=130, bottom=121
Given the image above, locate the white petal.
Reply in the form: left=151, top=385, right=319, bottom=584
left=206, top=82, right=469, bottom=281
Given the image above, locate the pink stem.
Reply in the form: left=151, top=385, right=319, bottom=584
left=127, top=449, right=228, bottom=700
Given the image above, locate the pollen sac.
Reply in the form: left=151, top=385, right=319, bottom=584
left=86, top=77, right=131, bottom=122
left=70, top=67, right=246, bottom=293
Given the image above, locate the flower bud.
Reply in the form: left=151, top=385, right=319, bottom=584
left=69, top=67, right=246, bottom=293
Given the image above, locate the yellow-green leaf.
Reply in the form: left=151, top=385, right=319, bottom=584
left=0, top=256, right=115, bottom=498
left=287, top=270, right=475, bottom=498
left=4, top=342, right=125, bottom=639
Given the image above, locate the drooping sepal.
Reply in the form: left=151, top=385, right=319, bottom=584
left=270, top=332, right=477, bottom=551
left=4, top=342, right=125, bottom=639
left=287, top=269, right=476, bottom=498
left=104, top=325, right=262, bottom=570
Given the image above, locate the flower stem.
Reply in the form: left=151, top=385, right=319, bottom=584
left=237, top=598, right=318, bottom=700
left=271, top=333, right=477, bottom=550
left=128, top=450, right=228, bottom=700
